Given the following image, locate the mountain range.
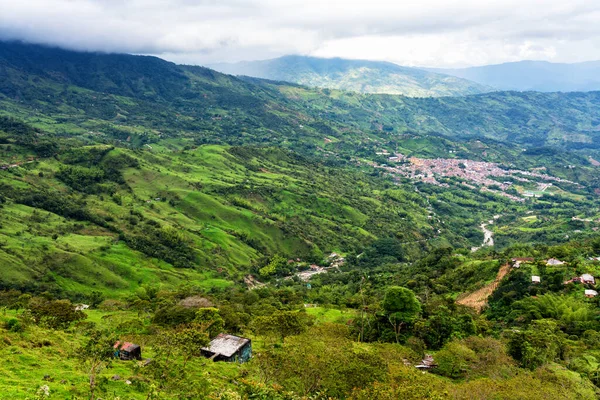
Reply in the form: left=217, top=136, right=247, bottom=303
left=210, top=55, right=492, bottom=97
left=431, top=60, right=600, bottom=92
left=213, top=55, right=600, bottom=95
left=1, top=40, right=600, bottom=293
left=2, top=41, right=600, bottom=399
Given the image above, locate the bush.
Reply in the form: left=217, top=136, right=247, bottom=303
left=98, top=299, right=127, bottom=311
left=434, top=341, right=477, bottom=379
left=28, top=298, right=86, bottom=329
left=4, top=318, right=23, bottom=332
left=152, top=305, right=197, bottom=326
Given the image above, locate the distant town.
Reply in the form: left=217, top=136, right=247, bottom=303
left=373, top=152, right=579, bottom=202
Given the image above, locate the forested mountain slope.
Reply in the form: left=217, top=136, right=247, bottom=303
left=1, top=41, right=600, bottom=295
left=2, top=42, right=600, bottom=154
left=431, top=60, right=600, bottom=92
left=4, top=41, right=600, bottom=400
left=210, top=55, right=492, bottom=97
left=0, top=120, right=438, bottom=297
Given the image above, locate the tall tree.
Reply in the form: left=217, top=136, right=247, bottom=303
left=78, top=330, right=118, bottom=400
left=253, top=310, right=314, bottom=342
left=382, top=286, right=421, bottom=343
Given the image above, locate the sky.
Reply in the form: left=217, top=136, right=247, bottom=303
left=0, top=0, right=599, bottom=68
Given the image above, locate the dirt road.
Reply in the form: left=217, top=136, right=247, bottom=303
left=456, top=263, right=510, bottom=312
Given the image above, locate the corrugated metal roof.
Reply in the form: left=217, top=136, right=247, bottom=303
left=202, top=334, right=249, bottom=358
left=114, top=341, right=140, bottom=352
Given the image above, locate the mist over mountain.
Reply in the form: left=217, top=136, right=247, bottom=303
left=430, top=60, right=600, bottom=92
left=210, top=55, right=493, bottom=97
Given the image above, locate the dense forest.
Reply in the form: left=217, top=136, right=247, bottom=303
left=2, top=41, right=600, bottom=399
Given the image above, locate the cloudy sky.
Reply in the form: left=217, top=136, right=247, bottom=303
left=0, top=0, right=599, bottom=67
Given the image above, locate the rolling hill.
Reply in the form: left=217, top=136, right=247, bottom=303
left=210, top=55, right=493, bottom=97
left=3, top=42, right=600, bottom=153
left=2, top=42, right=600, bottom=400
left=0, top=119, right=439, bottom=297
left=2, top=41, right=600, bottom=297
left=430, top=60, right=600, bottom=92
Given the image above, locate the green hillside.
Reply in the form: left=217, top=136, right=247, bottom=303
left=210, top=55, right=493, bottom=97
left=3, top=42, right=600, bottom=399
left=0, top=132, right=441, bottom=298
left=1, top=41, right=600, bottom=299
left=2, top=42, right=600, bottom=157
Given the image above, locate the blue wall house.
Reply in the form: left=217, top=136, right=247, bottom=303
left=201, top=334, right=252, bottom=363
left=113, top=341, right=142, bottom=360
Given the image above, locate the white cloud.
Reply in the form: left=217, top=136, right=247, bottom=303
left=0, top=0, right=599, bottom=66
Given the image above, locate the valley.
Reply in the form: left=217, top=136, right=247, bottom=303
left=1, top=41, right=600, bottom=399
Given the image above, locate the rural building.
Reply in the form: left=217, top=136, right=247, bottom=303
left=585, top=289, right=598, bottom=298
left=201, top=334, right=252, bottom=363
left=327, top=252, right=346, bottom=268
left=581, top=274, right=596, bottom=285
left=114, top=341, right=142, bottom=360
left=546, top=258, right=565, bottom=266
left=511, top=257, right=534, bottom=268
left=415, top=354, right=437, bottom=370
left=531, top=276, right=541, bottom=284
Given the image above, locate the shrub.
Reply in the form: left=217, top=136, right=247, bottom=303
left=28, top=298, right=86, bottom=329
left=98, top=299, right=127, bottom=311
left=434, top=341, right=477, bottom=379
left=4, top=318, right=23, bottom=332
left=152, top=305, right=197, bottom=326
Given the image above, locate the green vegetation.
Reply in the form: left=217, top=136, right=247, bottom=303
left=0, top=137, right=440, bottom=297
left=2, top=42, right=600, bottom=398
left=211, top=55, right=492, bottom=97
left=3, top=244, right=600, bottom=399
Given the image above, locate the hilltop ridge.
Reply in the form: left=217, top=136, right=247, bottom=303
left=210, top=55, right=493, bottom=97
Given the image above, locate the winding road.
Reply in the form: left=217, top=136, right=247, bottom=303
left=481, top=222, right=494, bottom=247
left=471, top=217, right=498, bottom=252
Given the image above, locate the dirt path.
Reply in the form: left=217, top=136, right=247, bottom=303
left=456, top=263, right=511, bottom=312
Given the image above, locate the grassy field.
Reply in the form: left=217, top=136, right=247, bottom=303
left=0, top=309, right=246, bottom=399
left=305, top=306, right=358, bottom=324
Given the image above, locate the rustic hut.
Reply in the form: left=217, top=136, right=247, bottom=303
left=531, top=276, right=541, bottom=284
left=201, top=334, right=252, bottom=363
left=415, top=354, right=437, bottom=370
left=546, top=258, right=565, bottom=266
left=113, top=341, right=142, bottom=360
left=585, top=289, right=598, bottom=298
left=581, top=274, right=596, bottom=285
left=511, top=257, right=534, bottom=268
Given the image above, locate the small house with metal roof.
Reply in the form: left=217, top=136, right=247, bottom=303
left=201, top=334, right=252, bottom=363
left=114, top=341, right=142, bottom=360
left=581, top=274, right=596, bottom=285
left=415, top=354, right=437, bottom=370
